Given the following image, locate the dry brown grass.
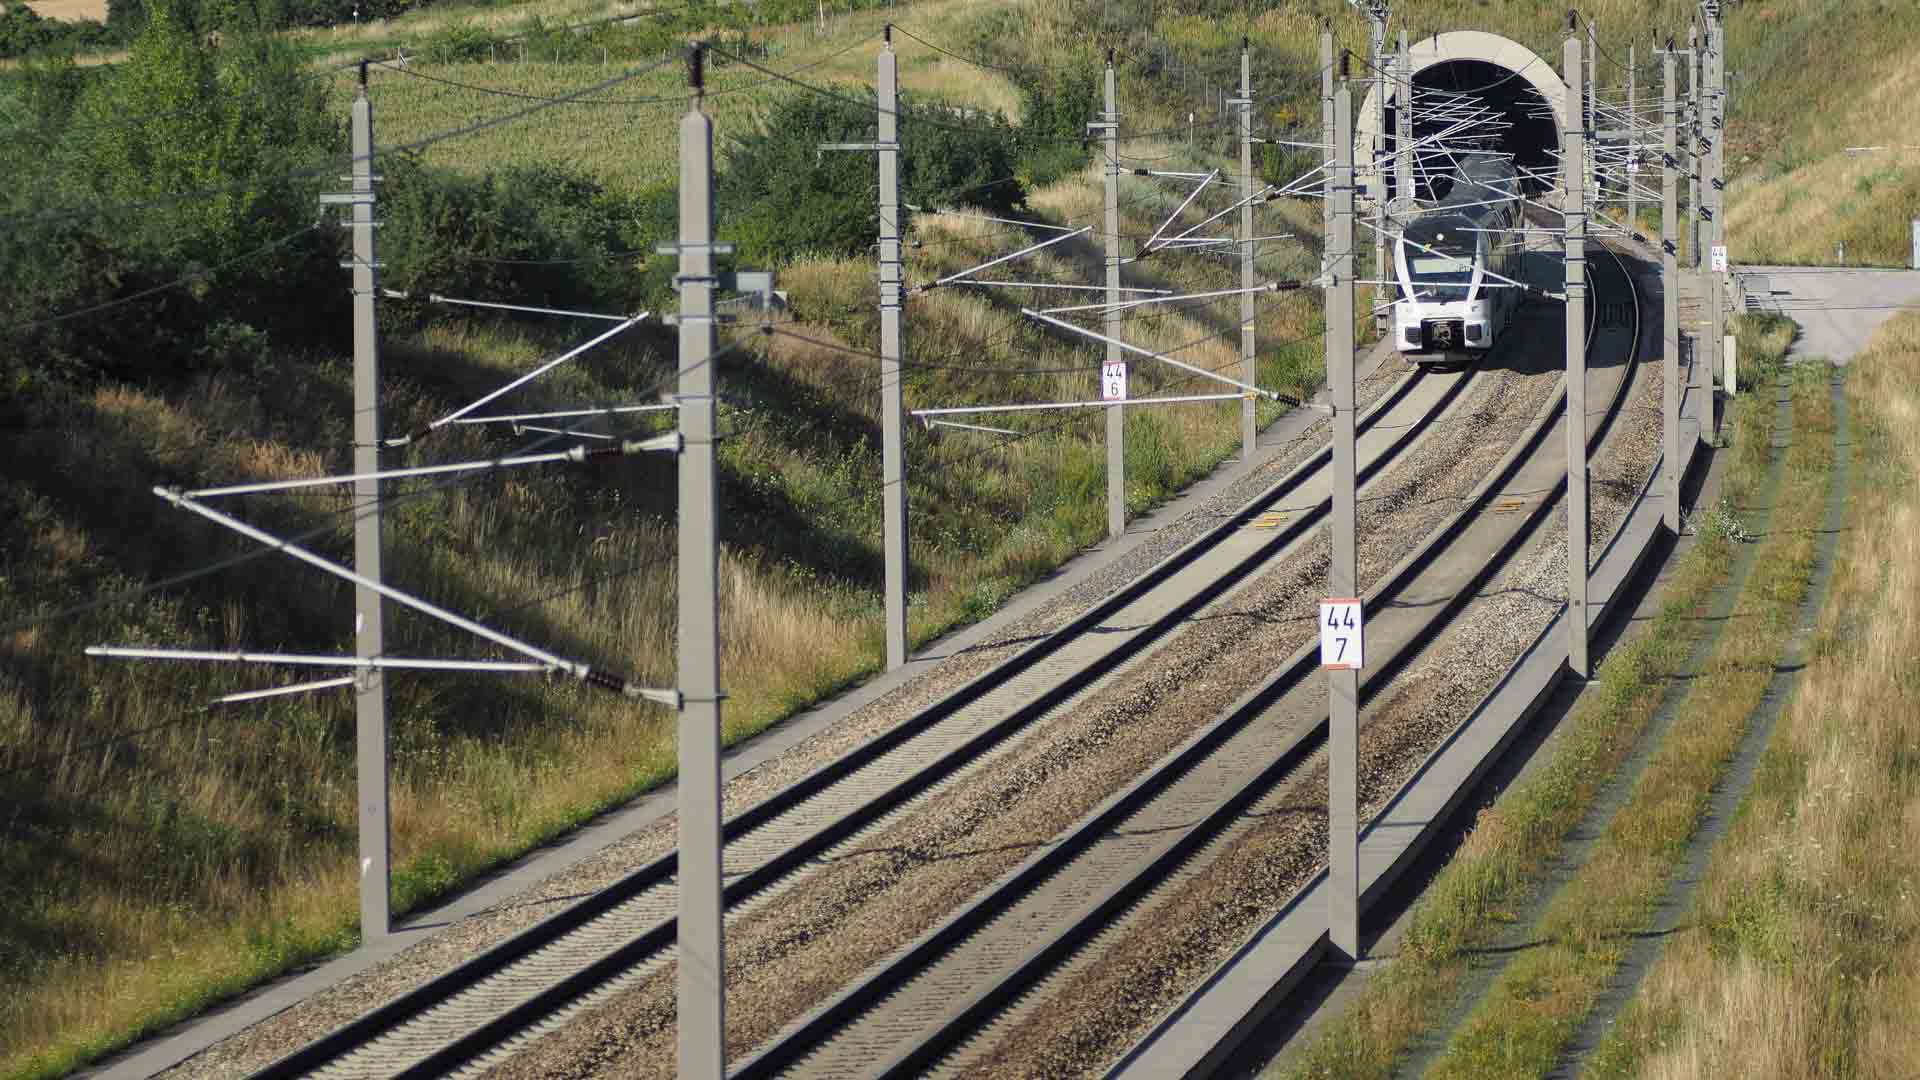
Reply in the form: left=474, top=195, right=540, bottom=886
left=1422, top=361, right=1835, bottom=1079
left=1586, top=313, right=1920, bottom=1079
left=0, top=104, right=1338, bottom=1077
left=1726, top=45, right=1920, bottom=266
left=20, top=0, right=106, bottom=21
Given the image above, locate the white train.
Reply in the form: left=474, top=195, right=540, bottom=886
left=1391, top=155, right=1525, bottom=365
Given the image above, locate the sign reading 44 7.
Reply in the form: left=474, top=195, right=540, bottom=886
left=1319, top=598, right=1364, bottom=670
left=1101, top=360, right=1128, bottom=402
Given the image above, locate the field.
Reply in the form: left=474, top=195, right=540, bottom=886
left=20, top=0, right=107, bottom=21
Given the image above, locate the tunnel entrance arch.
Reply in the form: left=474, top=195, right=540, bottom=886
left=1357, top=30, right=1569, bottom=206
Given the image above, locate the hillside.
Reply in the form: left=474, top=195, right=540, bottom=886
left=3, top=1, right=1917, bottom=1077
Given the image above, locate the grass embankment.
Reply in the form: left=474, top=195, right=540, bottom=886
left=1583, top=312, right=1920, bottom=1078
left=1271, top=315, right=1801, bottom=1080
left=1722, top=2, right=1920, bottom=267
left=0, top=31, right=1327, bottom=1080
left=1420, top=367, right=1835, bottom=1079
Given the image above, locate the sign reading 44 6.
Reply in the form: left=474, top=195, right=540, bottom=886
left=1319, top=598, right=1364, bottom=670
left=1101, top=360, right=1128, bottom=402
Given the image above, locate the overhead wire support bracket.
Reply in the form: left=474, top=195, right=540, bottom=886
left=422, top=294, right=638, bottom=322
left=84, top=647, right=556, bottom=674
left=913, top=226, right=1093, bottom=293
left=913, top=391, right=1264, bottom=418
left=382, top=313, right=650, bottom=447
left=1037, top=280, right=1299, bottom=316
left=454, top=401, right=680, bottom=426
left=183, top=432, right=682, bottom=498
left=1020, top=307, right=1284, bottom=401
left=1141, top=168, right=1221, bottom=253
left=101, top=489, right=677, bottom=704
left=923, top=419, right=1019, bottom=436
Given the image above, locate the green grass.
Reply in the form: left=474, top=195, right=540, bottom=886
left=1271, top=314, right=1807, bottom=1080
left=1422, top=362, right=1835, bottom=1080
left=6, top=1, right=1917, bottom=1075
left=1581, top=313, right=1920, bottom=1079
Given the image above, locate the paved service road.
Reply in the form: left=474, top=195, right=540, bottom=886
left=1738, top=265, right=1920, bottom=364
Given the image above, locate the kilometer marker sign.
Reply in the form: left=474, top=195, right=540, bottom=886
left=1320, top=598, right=1364, bottom=670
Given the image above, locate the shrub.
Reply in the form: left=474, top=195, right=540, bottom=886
left=0, top=0, right=345, bottom=379
left=717, top=90, right=1027, bottom=266
left=0, top=3, right=115, bottom=58
left=378, top=156, right=644, bottom=318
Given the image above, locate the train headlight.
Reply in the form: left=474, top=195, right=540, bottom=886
left=1466, top=322, right=1486, bottom=343
left=1404, top=327, right=1422, bottom=345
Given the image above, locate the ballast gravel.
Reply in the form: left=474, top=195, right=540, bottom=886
left=149, top=361, right=1406, bottom=1080
left=478, top=340, right=1572, bottom=1077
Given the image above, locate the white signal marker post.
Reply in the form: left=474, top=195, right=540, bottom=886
left=1326, top=60, right=1361, bottom=962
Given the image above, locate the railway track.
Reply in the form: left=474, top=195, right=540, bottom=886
left=250, top=217, right=1641, bottom=1080
left=253, top=334, right=1479, bottom=1079
left=728, top=241, right=1646, bottom=1078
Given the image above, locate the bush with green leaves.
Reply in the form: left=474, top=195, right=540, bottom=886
left=378, top=155, right=645, bottom=319
left=0, top=0, right=344, bottom=381
left=0, top=3, right=116, bottom=59
left=1012, top=69, right=1097, bottom=186
left=717, top=89, right=1027, bottom=267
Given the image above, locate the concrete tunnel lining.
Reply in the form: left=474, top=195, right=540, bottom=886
left=1357, top=30, right=1571, bottom=204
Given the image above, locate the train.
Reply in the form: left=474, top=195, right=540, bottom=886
left=1391, top=154, right=1525, bottom=366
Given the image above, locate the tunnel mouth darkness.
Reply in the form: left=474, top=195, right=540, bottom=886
left=1388, top=58, right=1560, bottom=200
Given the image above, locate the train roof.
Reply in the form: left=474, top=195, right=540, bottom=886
left=1436, top=154, right=1520, bottom=209
left=1403, top=212, right=1479, bottom=254
left=1405, top=154, right=1519, bottom=246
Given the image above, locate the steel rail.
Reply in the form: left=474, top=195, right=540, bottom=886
left=735, top=233, right=1644, bottom=1078
left=253, top=351, right=1465, bottom=1080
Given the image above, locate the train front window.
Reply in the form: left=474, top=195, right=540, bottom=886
left=1408, top=253, right=1472, bottom=302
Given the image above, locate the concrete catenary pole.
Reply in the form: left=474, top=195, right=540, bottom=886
left=1628, top=43, right=1639, bottom=228
left=1564, top=22, right=1591, bottom=680
left=1687, top=22, right=1701, bottom=267
left=878, top=27, right=907, bottom=670
left=1327, top=54, right=1360, bottom=962
left=1663, top=46, right=1682, bottom=531
left=1322, top=26, right=1335, bottom=247
left=347, top=62, right=390, bottom=944
left=1368, top=7, right=1389, bottom=333
left=1239, top=39, right=1257, bottom=461
left=1703, top=0, right=1726, bottom=442
left=1586, top=14, right=1598, bottom=206
left=677, top=43, right=726, bottom=1080
left=1395, top=29, right=1413, bottom=206
left=1104, top=51, right=1125, bottom=542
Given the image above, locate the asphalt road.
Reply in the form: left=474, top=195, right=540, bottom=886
left=1738, top=265, right=1920, bottom=364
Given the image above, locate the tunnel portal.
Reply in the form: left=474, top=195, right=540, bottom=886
left=1358, top=30, right=1571, bottom=206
